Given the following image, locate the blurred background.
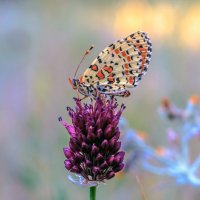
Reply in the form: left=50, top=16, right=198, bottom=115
left=1, top=0, right=200, bottom=199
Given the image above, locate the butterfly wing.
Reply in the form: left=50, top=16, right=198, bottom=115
left=82, top=38, right=142, bottom=85
left=81, top=31, right=152, bottom=95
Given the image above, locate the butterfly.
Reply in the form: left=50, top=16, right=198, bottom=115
left=69, top=31, right=152, bottom=98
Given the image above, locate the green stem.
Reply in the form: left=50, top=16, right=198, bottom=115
left=90, top=186, right=96, bottom=200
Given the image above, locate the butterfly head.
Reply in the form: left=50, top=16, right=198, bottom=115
left=69, top=78, right=80, bottom=90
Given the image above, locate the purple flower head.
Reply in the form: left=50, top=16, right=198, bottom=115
left=59, top=97, right=125, bottom=186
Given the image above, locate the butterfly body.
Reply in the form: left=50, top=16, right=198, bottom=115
left=69, top=78, right=130, bottom=97
left=69, top=31, right=152, bottom=98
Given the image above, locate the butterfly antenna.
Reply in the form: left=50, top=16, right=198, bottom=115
left=74, top=45, right=94, bottom=78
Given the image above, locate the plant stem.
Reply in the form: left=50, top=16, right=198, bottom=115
left=90, top=186, right=96, bottom=200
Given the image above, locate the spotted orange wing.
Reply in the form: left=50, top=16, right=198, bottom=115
left=81, top=31, right=152, bottom=96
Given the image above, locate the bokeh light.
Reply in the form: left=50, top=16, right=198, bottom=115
left=180, top=4, right=200, bottom=49
left=114, top=1, right=177, bottom=40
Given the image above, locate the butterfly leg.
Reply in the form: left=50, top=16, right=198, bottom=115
left=75, top=89, right=88, bottom=101
left=79, top=95, right=88, bottom=101
left=97, top=92, right=107, bottom=104
left=75, top=89, right=81, bottom=100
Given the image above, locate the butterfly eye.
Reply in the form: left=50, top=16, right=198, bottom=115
left=69, top=78, right=78, bottom=90
left=72, top=79, right=77, bottom=86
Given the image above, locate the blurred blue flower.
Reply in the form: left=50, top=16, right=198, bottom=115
left=121, top=95, right=200, bottom=186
